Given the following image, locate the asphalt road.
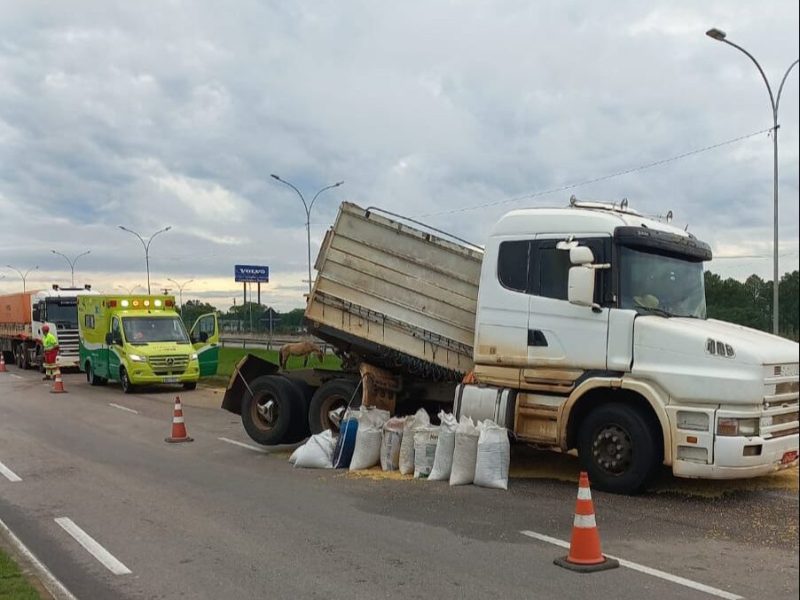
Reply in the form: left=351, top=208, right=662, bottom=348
left=1, top=368, right=797, bottom=600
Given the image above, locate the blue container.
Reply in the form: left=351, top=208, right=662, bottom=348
left=333, top=419, right=358, bottom=469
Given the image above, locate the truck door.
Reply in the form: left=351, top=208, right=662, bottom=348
left=191, top=313, right=219, bottom=377
left=107, top=316, right=122, bottom=380
left=525, top=236, right=611, bottom=391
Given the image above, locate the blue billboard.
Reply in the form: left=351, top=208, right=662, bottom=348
left=235, top=265, right=269, bottom=283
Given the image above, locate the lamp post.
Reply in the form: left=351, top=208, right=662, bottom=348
left=167, top=278, right=193, bottom=311
left=51, top=250, right=90, bottom=288
left=116, top=284, right=142, bottom=294
left=270, top=174, right=344, bottom=297
left=5, top=265, right=38, bottom=293
left=706, top=28, right=799, bottom=335
left=118, top=225, right=172, bottom=295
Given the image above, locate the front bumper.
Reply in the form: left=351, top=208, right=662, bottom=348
left=673, top=432, right=798, bottom=479
left=128, top=364, right=199, bottom=385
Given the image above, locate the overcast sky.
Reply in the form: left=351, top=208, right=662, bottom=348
left=1, top=0, right=797, bottom=311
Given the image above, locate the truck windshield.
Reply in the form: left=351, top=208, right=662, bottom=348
left=619, top=247, right=706, bottom=319
left=46, top=299, right=79, bottom=329
left=122, top=316, right=190, bottom=344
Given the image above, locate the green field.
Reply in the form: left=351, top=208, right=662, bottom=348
left=0, top=548, right=40, bottom=599
left=216, top=347, right=341, bottom=379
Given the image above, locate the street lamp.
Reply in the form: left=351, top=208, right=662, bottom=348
left=167, top=278, right=193, bottom=310
left=706, top=28, right=799, bottom=335
left=5, top=265, right=38, bottom=293
left=116, top=284, right=143, bottom=294
left=118, top=225, right=172, bottom=295
left=270, top=174, right=344, bottom=297
left=51, top=249, right=91, bottom=288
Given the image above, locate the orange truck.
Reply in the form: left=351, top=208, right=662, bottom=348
left=0, top=286, right=97, bottom=370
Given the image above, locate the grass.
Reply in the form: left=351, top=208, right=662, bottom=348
left=0, top=548, right=40, bottom=599
left=215, top=347, right=342, bottom=380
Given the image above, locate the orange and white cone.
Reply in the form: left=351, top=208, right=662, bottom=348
left=50, top=368, right=68, bottom=394
left=165, top=396, right=193, bottom=443
left=554, top=471, right=619, bottom=572
left=0, top=353, right=7, bottom=372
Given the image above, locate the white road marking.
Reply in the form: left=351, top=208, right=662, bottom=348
left=0, top=460, right=22, bottom=482
left=54, top=517, right=132, bottom=575
left=520, top=530, right=742, bottom=600
left=9, top=373, right=23, bottom=379
left=218, top=437, right=268, bottom=453
left=109, top=402, right=139, bottom=414
left=0, top=517, right=78, bottom=600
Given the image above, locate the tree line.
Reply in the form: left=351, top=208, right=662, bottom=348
left=177, top=269, right=800, bottom=340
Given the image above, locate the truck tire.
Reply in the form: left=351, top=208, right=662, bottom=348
left=577, top=402, right=660, bottom=495
left=241, top=376, right=298, bottom=445
left=286, top=379, right=314, bottom=440
left=86, top=362, right=107, bottom=386
left=308, top=379, right=361, bottom=435
left=183, top=382, right=197, bottom=391
left=120, top=367, right=135, bottom=394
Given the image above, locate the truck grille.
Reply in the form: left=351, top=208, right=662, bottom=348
left=762, top=362, right=799, bottom=439
left=56, top=329, right=80, bottom=357
left=149, top=355, right=189, bottom=375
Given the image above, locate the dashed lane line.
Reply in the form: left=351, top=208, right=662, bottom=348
left=520, top=530, right=742, bottom=600
left=108, top=403, right=139, bottom=415
left=218, top=437, right=269, bottom=453
left=0, top=517, right=78, bottom=600
left=54, top=517, right=132, bottom=576
left=0, top=460, right=22, bottom=482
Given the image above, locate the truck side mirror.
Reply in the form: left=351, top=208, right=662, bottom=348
left=570, top=246, right=595, bottom=265
left=568, top=266, right=596, bottom=307
left=32, top=307, right=41, bottom=322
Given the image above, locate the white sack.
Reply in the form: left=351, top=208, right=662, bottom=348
left=449, top=416, right=480, bottom=486
left=473, top=421, right=510, bottom=490
left=428, top=412, right=458, bottom=481
left=399, top=408, right=430, bottom=475
left=413, top=426, right=440, bottom=479
left=348, top=406, right=390, bottom=471
left=380, top=417, right=406, bottom=471
left=293, top=430, right=337, bottom=469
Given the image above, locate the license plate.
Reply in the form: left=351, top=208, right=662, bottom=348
left=163, top=377, right=179, bottom=384
left=781, top=451, right=798, bottom=465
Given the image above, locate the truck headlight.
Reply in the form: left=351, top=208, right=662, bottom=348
left=129, top=354, right=147, bottom=363
left=717, top=417, right=759, bottom=437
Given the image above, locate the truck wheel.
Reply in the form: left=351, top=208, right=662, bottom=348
left=240, top=376, right=298, bottom=445
left=286, top=379, right=314, bottom=440
left=120, top=367, right=135, bottom=394
left=86, top=363, right=107, bottom=386
left=308, top=379, right=361, bottom=435
left=577, top=402, right=660, bottom=495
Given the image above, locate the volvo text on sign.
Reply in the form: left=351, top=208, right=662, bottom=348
left=234, top=265, right=269, bottom=283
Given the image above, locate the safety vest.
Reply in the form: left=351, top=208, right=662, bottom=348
left=43, top=331, right=58, bottom=350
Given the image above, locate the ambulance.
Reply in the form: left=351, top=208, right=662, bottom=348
left=78, top=294, right=219, bottom=393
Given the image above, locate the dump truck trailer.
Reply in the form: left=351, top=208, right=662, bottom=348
left=223, top=200, right=798, bottom=494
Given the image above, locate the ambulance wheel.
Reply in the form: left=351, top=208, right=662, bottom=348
left=86, top=362, right=107, bottom=386
left=183, top=382, right=197, bottom=391
left=120, top=367, right=135, bottom=394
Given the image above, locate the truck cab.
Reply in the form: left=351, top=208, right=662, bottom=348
left=79, top=295, right=219, bottom=393
left=473, top=198, right=799, bottom=492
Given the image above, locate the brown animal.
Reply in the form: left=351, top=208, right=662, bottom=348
left=279, top=341, right=324, bottom=370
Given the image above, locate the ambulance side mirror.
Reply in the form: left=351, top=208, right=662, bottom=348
left=105, top=332, right=114, bottom=345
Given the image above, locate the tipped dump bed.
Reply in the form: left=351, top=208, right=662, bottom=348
left=305, top=202, right=483, bottom=380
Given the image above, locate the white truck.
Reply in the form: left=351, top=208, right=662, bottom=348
left=223, top=199, right=799, bottom=493
left=0, top=285, right=98, bottom=370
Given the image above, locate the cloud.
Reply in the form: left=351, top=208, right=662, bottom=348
left=0, top=0, right=797, bottom=311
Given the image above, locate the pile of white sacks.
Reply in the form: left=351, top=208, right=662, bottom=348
left=289, top=406, right=511, bottom=490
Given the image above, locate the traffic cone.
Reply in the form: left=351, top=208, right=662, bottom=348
left=554, top=471, right=619, bottom=573
left=0, top=353, right=7, bottom=372
left=165, top=396, right=194, bottom=443
left=50, top=368, right=68, bottom=394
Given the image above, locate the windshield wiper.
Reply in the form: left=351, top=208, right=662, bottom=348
left=636, top=306, right=673, bottom=318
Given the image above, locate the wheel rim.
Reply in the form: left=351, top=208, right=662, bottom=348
left=591, top=424, right=633, bottom=475
left=250, top=392, right=279, bottom=432
left=121, top=371, right=129, bottom=391
left=318, top=393, right=349, bottom=431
